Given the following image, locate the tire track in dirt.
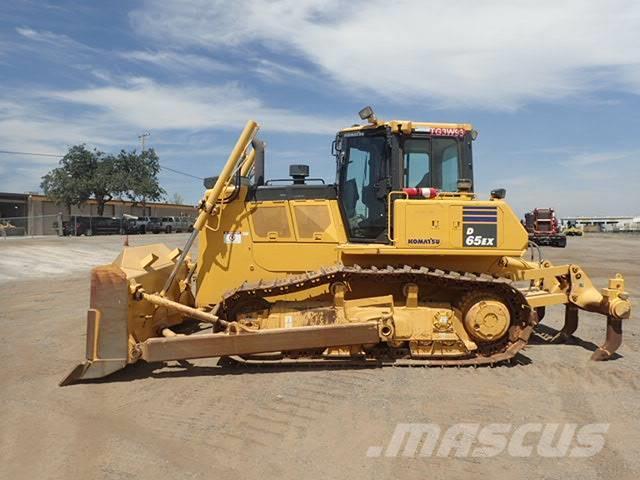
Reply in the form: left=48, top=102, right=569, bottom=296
left=204, top=367, right=382, bottom=462
left=513, top=363, right=639, bottom=391
left=550, top=369, right=632, bottom=478
left=4, top=395, right=238, bottom=479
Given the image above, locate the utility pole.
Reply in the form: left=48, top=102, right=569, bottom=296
left=138, top=131, right=151, bottom=151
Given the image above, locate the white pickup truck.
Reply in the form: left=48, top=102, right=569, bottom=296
left=160, top=216, right=192, bottom=233
left=129, top=216, right=155, bottom=234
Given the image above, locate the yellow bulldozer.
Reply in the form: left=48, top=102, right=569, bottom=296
left=61, top=107, right=631, bottom=385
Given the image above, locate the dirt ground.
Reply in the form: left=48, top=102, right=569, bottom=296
left=1, top=233, right=639, bottom=479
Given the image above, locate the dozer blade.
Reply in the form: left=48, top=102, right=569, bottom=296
left=60, top=265, right=129, bottom=386
left=61, top=243, right=201, bottom=386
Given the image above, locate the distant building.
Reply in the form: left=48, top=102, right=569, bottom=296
left=609, top=217, right=640, bottom=232
left=560, top=215, right=635, bottom=231
left=0, top=192, right=196, bottom=236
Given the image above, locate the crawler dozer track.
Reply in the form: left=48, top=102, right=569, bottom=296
left=219, top=265, right=538, bottom=367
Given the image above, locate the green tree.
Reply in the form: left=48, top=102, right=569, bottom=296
left=91, top=154, right=120, bottom=216
left=114, top=148, right=165, bottom=209
left=41, top=144, right=165, bottom=216
left=40, top=167, right=82, bottom=215
left=41, top=144, right=118, bottom=215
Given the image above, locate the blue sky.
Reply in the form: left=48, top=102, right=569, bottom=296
left=1, top=0, right=639, bottom=216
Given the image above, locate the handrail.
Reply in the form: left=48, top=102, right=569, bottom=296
left=386, top=190, right=408, bottom=243
left=264, top=178, right=326, bottom=185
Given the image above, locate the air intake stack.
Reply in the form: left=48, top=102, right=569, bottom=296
left=289, top=164, right=309, bottom=185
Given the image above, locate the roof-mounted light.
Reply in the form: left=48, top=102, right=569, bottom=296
left=490, top=188, right=506, bottom=199
left=358, top=106, right=377, bottom=124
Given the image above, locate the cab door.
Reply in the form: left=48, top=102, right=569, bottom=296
left=338, top=133, right=391, bottom=243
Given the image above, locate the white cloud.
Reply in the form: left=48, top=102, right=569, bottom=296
left=2, top=20, right=347, bottom=195
left=16, top=27, right=74, bottom=44
left=0, top=95, right=128, bottom=154
left=15, top=26, right=96, bottom=54
left=12, top=26, right=105, bottom=72
left=251, top=59, right=315, bottom=84
left=130, top=0, right=640, bottom=109
left=118, top=50, right=234, bottom=73
left=563, top=150, right=637, bottom=167
left=4, top=3, right=640, bottom=213
left=0, top=92, right=133, bottom=192
left=47, top=77, right=344, bottom=134
left=0, top=76, right=344, bottom=193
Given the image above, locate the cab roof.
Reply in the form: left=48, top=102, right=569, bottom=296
left=340, top=120, right=473, bottom=135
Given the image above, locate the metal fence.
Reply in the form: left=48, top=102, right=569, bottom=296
left=0, top=214, right=131, bottom=237
left=0, top=214, right=62, bottom=237
left=0, top=214, right=196, bottom=237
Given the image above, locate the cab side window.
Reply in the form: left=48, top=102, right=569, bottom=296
left=439, top=141, right=460, bottom=192
left=403, top=139, right=431, bottom=188
left=403, top=137, right=461, bottom=191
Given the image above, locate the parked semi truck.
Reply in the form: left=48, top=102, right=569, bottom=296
left=524, top=208, right=567, bottom=248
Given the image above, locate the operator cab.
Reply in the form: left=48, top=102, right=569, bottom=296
left=335, top=106, right=476, bottom=243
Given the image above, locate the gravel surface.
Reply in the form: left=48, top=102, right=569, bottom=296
left=1, top=233, right=638, bottom=479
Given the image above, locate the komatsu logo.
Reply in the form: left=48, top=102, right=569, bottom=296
left=408, top=238, right=441, bottom=245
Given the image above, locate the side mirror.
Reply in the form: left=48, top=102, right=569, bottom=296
left=490, top=188, right=506, bottom=199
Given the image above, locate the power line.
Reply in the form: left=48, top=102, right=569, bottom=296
left=0, top=149, right=62, bottom=158
left=159, top=165, right=204, bottom=180
left=0, top=148, right=204, bottom=181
